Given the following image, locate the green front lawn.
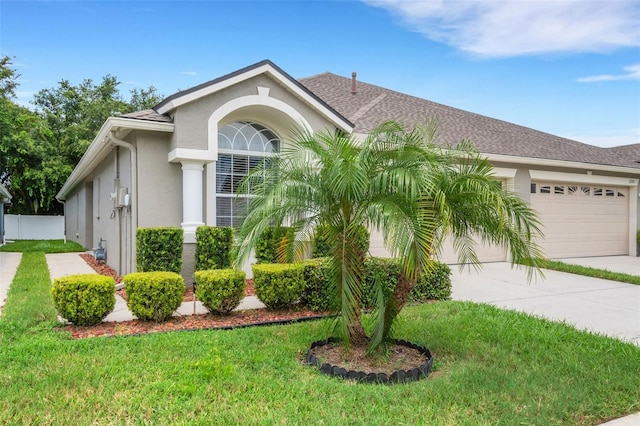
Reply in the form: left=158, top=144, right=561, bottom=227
left=539, top=259, right=640, bottom=285
left=0, top=251, right=638, bottom=425
left=0, top=239, right=85, bottom=253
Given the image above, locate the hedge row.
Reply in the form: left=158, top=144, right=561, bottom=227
left=253, top=257, right=452, bottom=312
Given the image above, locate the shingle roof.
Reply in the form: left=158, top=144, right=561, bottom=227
left=119, top=109, right=172, bottom=123
left=299, top=72, right=638, bottom=169
left=607, top=144, right=640, bottom=168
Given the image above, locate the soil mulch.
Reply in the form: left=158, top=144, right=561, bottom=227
left=62, top=308, right=327, bottom=339
left=309, top=340, right=430, bottom=377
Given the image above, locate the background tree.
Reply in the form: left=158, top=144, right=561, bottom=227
left=234, top=120, right=544, bottom=355
left=0, top=56, right=164, bottom=214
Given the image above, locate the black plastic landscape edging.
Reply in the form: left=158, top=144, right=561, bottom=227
left=305, top=337, right=433, bottom=384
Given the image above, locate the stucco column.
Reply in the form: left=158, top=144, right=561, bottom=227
left=181, top=161, right=205, bottom=243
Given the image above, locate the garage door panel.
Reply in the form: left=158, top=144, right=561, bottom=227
left=368, top=228, right=506, bottom=263
left=531, top=182, right=628, bottom=258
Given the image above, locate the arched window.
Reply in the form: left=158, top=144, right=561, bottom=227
left=216, top=122, right=280, bottom=227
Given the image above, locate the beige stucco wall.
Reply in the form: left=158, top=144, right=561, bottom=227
left=136, top=131, right=182, bottom=228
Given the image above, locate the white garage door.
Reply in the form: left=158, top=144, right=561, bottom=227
left=368, top=229, right=506, bottom=264
left=531, top=182, right=629, bottom=258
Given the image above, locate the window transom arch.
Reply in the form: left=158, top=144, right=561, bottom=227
left=215, top=121, right=280, bottom=227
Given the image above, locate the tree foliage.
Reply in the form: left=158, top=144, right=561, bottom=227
left=234, top=120, right=544, bottom=354
left=0, top=56, right=163, bottom=214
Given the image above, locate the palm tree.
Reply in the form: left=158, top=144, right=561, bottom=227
left=234, top=120, right=544, bottom=354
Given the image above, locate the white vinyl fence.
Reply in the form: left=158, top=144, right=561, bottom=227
left=5, top=215, right=65, bottom=240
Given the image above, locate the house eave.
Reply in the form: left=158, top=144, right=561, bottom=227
left=56, top=117, right=174, bottom=201
left=485, top=153, right=640, bottom=176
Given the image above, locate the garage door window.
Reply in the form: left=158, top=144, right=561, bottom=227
left=532, top=183, right=626, bottom=199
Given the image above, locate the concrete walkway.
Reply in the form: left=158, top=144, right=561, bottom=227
left=0, top=252, right=22, bottom=315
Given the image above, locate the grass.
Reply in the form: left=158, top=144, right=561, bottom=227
left=539, top=259, right=640, bottom=286
left=0, top=239, right=86, bottom=253
left=0, top=251, right=639, bottom=424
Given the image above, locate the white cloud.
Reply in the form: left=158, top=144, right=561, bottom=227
left=180, top=71, right=197, bottom=76
left=363, top=0, right=640, bottom=57
left=563, top=128, right=640, bottom=147
left=124, top=80, right=143, bottom=86
left=577, top=64, right=640, bottom=82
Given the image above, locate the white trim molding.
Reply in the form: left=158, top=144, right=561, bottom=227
left=168, top=148, right=217, bottom=163
left=530, top=170, right=639, bottom=187
left=488, top=153, right=640, bottom=176
left=207, top=87, right=313, bottom=158
left=180, top=161, right=205, bottom=244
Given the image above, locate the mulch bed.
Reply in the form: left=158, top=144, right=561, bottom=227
left=62, top=308, right=328, bottom=339
left=68, top=253, right=320, bottom=340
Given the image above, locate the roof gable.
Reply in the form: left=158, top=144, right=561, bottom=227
left=154, top=60, right=353, bottom=132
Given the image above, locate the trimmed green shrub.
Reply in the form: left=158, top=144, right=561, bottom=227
left=195, top=269, right=245, bottom=315
left=298, top=257, right=452, bottom=312
left=300, top=257, right=334, bottom=312
left=255, top=226, right=294, bottom=263
left=196, top=226, right=234, bottom=270
left=410, top=262, right=452, bottom=302
left=252, top=263, right=305, bottom=309
left=124, top=271, right=184, bottom=322
left=313, top=224, right=370, bottom=258
left=51, top=274, right=115, bottom=326
left=362, top=257, right=399, bottom=309
left=136, top=227, right=184, bottom=273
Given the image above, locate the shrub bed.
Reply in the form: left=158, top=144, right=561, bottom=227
left=136, top=227, right=184, bottom=273
left=195, top=269, right=246, bottom=314
left=252, top=263, right=305, bottom=309
left=124, top=271, right=184, bottom=322
left=196, top=226, right=234, bottom=270
left=51, top=274, right=115, bottom=326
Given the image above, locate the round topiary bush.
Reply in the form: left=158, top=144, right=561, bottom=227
left=195, top=269, right=246, bottom=315
left=51, top=274, right=116, bottom=326
left=124, top=271, right=184, bottom=322
left=252, top=263, right=305, bottom=309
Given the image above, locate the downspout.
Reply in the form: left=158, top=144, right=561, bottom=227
left=109, top=130, right=137, bottom=274
left=56, top=198, right=66, bottom=244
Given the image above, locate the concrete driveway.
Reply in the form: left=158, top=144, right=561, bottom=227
left=450, top=256, right=640, bottom=346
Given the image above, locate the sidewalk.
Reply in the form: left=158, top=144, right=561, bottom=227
left=0, top=252, right=22, bottom=315
left=45, top=252, right=266, bottom=322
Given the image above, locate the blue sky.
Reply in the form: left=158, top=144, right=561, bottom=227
left=1, top=0, right=639, bottom=147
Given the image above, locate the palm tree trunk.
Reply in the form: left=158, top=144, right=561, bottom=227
left=392, top=272, right=416, bottom=312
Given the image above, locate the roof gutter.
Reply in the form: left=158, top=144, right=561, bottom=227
left=484, top=153, right=640, bottom=176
